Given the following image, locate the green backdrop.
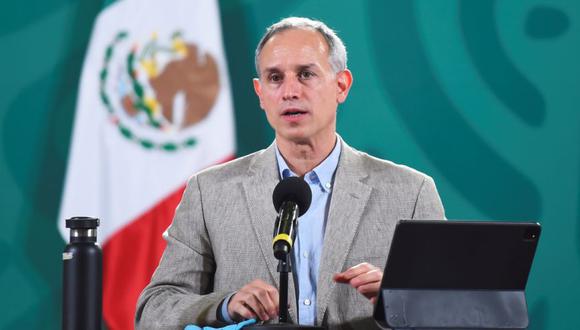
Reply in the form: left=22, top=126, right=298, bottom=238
left=0, top=0, right=578, bottom=329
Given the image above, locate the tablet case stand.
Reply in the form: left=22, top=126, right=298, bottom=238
left=374, top=288, right=529, bottom=329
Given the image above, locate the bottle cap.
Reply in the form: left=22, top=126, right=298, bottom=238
left=65, top=217, right=100, bottom=229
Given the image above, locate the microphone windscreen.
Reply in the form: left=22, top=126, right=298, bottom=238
left=272, top=177, right=312, bottom=216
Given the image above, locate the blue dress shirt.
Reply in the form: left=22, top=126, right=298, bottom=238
left=275, top=139, right=341, bottom=325
left=220, top=138, right=341, bottom=325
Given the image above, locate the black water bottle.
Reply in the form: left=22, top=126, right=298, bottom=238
left=63, top=217, right=102, bottom=330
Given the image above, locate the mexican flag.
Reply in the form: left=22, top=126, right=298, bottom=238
left=58, top=0, right=235, bottom=328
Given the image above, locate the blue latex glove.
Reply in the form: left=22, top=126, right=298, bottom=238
left=184, top=318, right=257, bottom=330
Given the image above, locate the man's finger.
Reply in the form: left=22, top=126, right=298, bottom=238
left=348, top=269, right=382, bottom=288
left=249, top=285, right=278, bottom=319
left=333, top=263, right=376, bottom=282
left=333, top=263, right=368, bottom=282
left=244, top=292, right=271, bottom=321
left=332, top=262, right=383, bottom=304
left=265, top=286, right=280, bottom=317
left=228, top=279, right=280, bottom=322
left=231, top=300, right=257, bottom=321
left=253, top=281, right=280, bottom=318
left=355, top=281, right=381, bottom=297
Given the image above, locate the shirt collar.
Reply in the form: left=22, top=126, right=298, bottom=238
left=275, top=136, right=342, bottom=192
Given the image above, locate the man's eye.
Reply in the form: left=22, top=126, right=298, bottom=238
left=269, top=74, right=282, bottom=82
left=299, top=71, right=315, bottom=79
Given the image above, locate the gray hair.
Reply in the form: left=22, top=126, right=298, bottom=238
left=255, top=17, right=348, bottom=75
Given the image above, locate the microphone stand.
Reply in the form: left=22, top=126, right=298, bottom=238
left=278, top=255, right=291, bottom=323
left=245, top=250, right=324, bottom=329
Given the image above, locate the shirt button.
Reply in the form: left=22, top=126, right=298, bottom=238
left=304, top=299, right=311, bottom=306
left=325, top=182, right=331, bottom=189
left=302, top=252, right=308, bottom=259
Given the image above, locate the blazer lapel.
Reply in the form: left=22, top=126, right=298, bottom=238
left=241, top=143, right=299, bottom=322
left=317, top=142, right=372, bottom=323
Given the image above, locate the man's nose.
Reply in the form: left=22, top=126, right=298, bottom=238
left=281, top=77, right=301, bottom=100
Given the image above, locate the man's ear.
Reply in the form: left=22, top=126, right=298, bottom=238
left=336, top=69, right=353, bottom=104
left=253, top=78, right=264, bottom=109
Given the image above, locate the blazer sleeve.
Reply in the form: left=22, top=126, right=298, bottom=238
left=411, top=176, right=446, bottom=220
left=135, top=175, right=229, bottom=329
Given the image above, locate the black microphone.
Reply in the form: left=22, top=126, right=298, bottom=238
left=272, top=177, right=312, bottom=260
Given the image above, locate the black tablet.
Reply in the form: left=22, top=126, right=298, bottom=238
left=381, top=220, right=540, bottom=290
left=374, top=220, right=541, bottom=329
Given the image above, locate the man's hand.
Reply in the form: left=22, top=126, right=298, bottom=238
left=333, top=262, right=383, bottom=304
left=227, top=279, right=279, bottom=322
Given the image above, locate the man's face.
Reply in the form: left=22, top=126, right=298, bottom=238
left=253, top=28, right=352, bottom=145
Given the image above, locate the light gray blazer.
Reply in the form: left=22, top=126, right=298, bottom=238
left=135, top=140, right=445, bottom=329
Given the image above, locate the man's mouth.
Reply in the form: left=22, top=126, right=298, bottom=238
left=282, top=109, right=307, bottom=117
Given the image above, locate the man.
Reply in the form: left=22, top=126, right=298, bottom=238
left=136, top=17, right=445, bottom=329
